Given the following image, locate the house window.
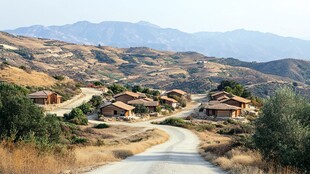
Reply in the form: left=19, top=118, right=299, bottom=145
left=114, top=110, right=117, bottom=115
left=120, top=111, right=125, bottom=116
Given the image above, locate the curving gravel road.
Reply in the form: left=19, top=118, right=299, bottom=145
left=87, top=96, right=225, bottom=174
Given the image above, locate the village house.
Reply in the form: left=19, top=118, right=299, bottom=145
left=28, top=90, right=62, bottom=105
left=201, top=101, right=242, bottom=118
left=166, top=89, right=187, bottom=98
left=127, top=99, right=159, bottom=112
left=160, top=96, right=178, bottom=108
left=114, top=91, right=142, bottom=104
left=100, top=101, right=135, bottom=117
left=221, top=95, right=251, bottom=109
left=210, top=91, right=230, bottom=101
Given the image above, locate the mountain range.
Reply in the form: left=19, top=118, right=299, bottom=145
left=4, top=21, right=310, bottom=62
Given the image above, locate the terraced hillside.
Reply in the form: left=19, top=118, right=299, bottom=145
left=1, top=31, right=309, bottom=97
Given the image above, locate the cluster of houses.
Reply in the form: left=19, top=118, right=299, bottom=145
left=100, top=89, right=187, bottom=117
left=200, top=91, right=253, bottom=118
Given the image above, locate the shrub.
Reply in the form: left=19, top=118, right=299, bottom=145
left=71, top=135, right=88, bottom=144
left=108, top=84, right=127, bottom=94
left=195, top=124, right=216, bottom=132
left=90, top=95, right=103, bottom=108
left=94, top=123, right=109, bottom=129
left=160, top=117, right=186, bottom=127
left=64, top=108, right=88, bottom=125
left=53, top=75, right=65, bottom=81
left=134, top=104, right=149, bottom=114
left=78, top=102, right=92, bottom=114
left=162, top=104, right=174, bottom=112
left=0, top=83, right=61, bottom=144
left=253, top=87, right=310, bottom=172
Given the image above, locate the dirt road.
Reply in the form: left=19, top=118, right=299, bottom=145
left=87, top=95, right=224, bottom=174
left=47, top=88, right=102, bottom=116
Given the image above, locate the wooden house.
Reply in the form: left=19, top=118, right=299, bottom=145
left=201, top=101, right=242, bottom=118
left=114, top=91, right=141, bottom=104
left=221, top=95, right=251, bottom=109
left=127, top=99, right=159, bottom=112
left=166, top=89, right=187, bottom=98
left=160, top=96, right=178, bottom=108
left=100, top=101, right=135, bottom=117
left=210, top=91, right=230, bottom=101
left=28, top=90, right=62, bottom=105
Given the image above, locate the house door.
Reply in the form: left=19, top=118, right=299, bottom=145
left=114, top=110, right=117, bottom=115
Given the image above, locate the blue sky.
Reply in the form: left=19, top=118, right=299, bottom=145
left=1, top=0, right=310, bottom=39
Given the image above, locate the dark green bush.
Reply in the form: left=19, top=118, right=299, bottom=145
left=90, top=95, right=103, bottom=108
left=78, top=102, right=92, bottom=114
left=53, top=75, right=65, bottom=81
left=71, top=135, right=88, bottom=144
left=160, top=117, right=186, bottom=127
left=134, top=104, right=149, bottom=114
left=64, top=108, right=88, bottom=125
left=94, top=123, right=109, bottom=129
left=0, top=82, right=61, bottom=144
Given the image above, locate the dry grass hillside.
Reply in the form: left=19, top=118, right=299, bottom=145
left=1, top=31, right=308, bottom=96
left=0, top=65, right=56, bottom=87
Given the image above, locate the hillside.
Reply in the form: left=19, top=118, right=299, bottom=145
left=208, top=58, right=310, bottom=85
left=1, top=31, right=309, bottom=98
left=0, top=65, right=57, bottom=87
left=5, top=21, right=310, bottom=62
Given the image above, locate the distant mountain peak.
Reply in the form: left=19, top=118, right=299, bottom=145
left=136, top=21, right=160, bottom=28
left=5, top=21, right=310, bottom=62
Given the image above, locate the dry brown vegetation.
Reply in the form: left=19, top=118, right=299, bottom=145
left=0, top=124, right=168, bottom=174
left=0, top=66, right=57, bottom=87
left=193, top=119, right=294, bottom=174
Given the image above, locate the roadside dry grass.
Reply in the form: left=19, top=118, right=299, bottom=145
left=197, top=131, right=265, bottom=174
left=0, top=125, right=168, bottom=174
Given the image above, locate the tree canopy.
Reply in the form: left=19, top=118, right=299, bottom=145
left=217, top=80, right=251, bottom=98
left=253, top=87, right=310, bottom=172
left=0, top=82, right=61, bottom=143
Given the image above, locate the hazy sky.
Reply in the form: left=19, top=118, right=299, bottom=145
left=1, top=0, right=310, bottom=39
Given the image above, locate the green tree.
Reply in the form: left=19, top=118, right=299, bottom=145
left=217, top=80, right=251, bottom=98
left=65, top=108, right=88, bottom=125
left=108, top=84, right=127, bottom=94
left=0, top=83, right=61, bottom=143
left=132, top=85, right=143, bottom=93
left=134, top=104, right=149, bottom=114
left=78, top=102, right=92, bottom=114
left=90, top=95, right=103, bottom=108
left=253, top=87, right=310, bottom=172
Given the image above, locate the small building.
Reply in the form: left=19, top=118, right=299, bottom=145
left=201, top=101, right=242, bottom=118
left=128, top=99, right=159, bottom=112
left=166, top=89, right=187, bottom=98
left=221, top=95, right=251, bottom=109
left=114, top=91, right=141, bottom=104
left=100, top=101, right=135, bottom=117
left=29, top=90, right=62, bottom=105
left=160, top=96, right=178, bottom=108
left=210, top=91, right=230, bottom=101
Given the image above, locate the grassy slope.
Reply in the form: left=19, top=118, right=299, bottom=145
left=0, top=31, right=307, bottom=96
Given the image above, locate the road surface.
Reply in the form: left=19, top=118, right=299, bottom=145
left=47, top=88, right=102, bottom=116
left=87, top=96, right=225, bottom=174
